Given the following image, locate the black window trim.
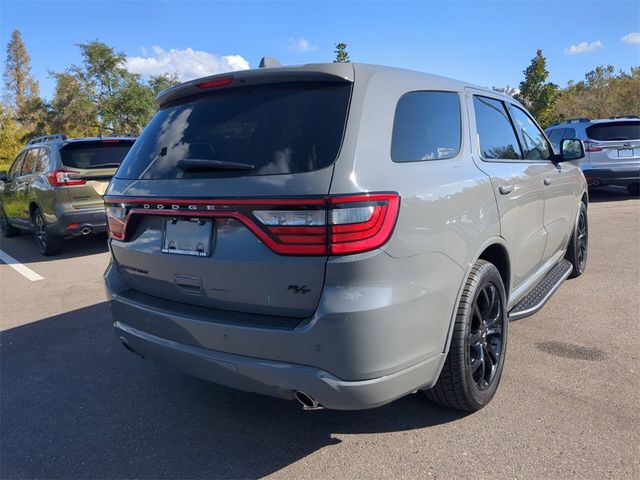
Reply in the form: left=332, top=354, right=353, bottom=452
left=390, top=90, right=464, bottom=164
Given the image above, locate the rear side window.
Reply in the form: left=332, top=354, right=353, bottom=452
left=20, top=149, right=38, bottom=175
left=391, top=91, right=461, bottom=162
left=547, top=129, right=565, bottom=144
left=563, top=127, right=576, bottom=139
left=586, top=121, right=640, bottom=141
left=117, top=82, right=352, bottom=180
left=473, top=96, right=521, bottom=160
left=509, top=106, right=553, bottom=160
left=34, top=148, right=50, bottom=173
left=60, top=141, right=134, bottom=169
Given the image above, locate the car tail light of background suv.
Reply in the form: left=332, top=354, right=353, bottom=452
left=105, top=193, right=400, bottom=256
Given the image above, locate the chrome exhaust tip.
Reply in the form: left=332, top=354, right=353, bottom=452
left=81, top=227, right=92, bottom=235
left=294, top=391, right=324, bottom=410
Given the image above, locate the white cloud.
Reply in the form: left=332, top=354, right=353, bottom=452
left=621, top=32, right=640, bottom=45
left=564, top=41, right=603, bottom=55
left=125, top=46, right=250, bottom=81
left=288, top=37, right=317, bottom=52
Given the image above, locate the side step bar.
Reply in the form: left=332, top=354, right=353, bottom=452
left=508, top=259, right=573, bottom=321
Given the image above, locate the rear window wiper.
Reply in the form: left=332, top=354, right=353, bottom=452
left=85, top=163, right=122, bottom=168
left=176, top=159, right=255, bottom=171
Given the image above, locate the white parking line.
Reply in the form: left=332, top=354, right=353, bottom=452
left=0, top=249, right=44, bottom=282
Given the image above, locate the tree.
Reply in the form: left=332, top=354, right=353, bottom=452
left=516, top=49, right=559, bottom=128
left=0, top=104, right=26, bottom=170
left=49, top=72, right=99, bottom=137
left=149, top=73, right=180, bottom=96
left=492, top=85, right=518, bottom=98
left=333, top=42, right=351, bottom=63
left=2, top=30, right=40, bottom=123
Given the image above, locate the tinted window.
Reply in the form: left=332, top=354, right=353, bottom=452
left=8, top=151, right=25, bottom=178
left=547, top=129, right=565, bottom=144
left=510, top=106, right=553, bottom=160
left=20, top=149, right=38, bottom=175
left=563, top=127, right=576, bottom=139
left=586, top=121, right=640, bottom=141
left=391, top=91, right=461, bottom=162
left=473, top=96, right=521, bottom=160
left=117, top=82, right=352, bottom=180
left=60, top=141, right=134, bottom=169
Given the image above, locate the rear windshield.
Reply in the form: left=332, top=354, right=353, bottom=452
left=586, top=121, right=640, bottom=141
left=116, top=82, right=352, bottom=180
left=60, top=142, right=134, bottom=169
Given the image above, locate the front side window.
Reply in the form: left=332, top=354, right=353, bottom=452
left=473, top=96, right=521, bottom=160
left=547, top=129, right=565, bottom=144
left=8, top=151, right=26, bottom=178
left=391, top=91, right=461, bottom=162
left=563, top=127, right=576, bottom=139
left=509, top=106, right=552, bottom=160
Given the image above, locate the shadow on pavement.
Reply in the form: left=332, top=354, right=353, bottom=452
left=0, top=232, right=108, bottom=263
left=0, top=303, right=466, bottom=479
left=588, top=186, right=637, bottom=203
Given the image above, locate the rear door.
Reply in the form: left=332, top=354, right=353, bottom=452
left=1, top=151, right=26, bottom=222
left=106, top=79, right=353, bottom=318
left=467, top=92, right=549, bottom=289
left=585, top=120, right=640, bottom=168
left=59, top=140, right=134, bottom=210
left=14, top=148, right=39, bottom=223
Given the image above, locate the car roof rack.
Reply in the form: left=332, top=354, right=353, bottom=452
left=565, top=117, right=590, bottom=124
left=27, top=133, right=67, bottom=145
left=609, top=115, right=640, bottom=119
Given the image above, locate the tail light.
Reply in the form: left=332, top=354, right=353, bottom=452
left=584, top=141, right=603, bottom=152
left=47, top=169, right=86, bottom=187
left=104, top=193, right=400, bottom=256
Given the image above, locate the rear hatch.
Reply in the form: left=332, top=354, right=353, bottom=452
left=106, top=73, right=355, bottom=318
left=60, top=140, right=134, bottom=209
left=585, top=120, right=640, bottom=168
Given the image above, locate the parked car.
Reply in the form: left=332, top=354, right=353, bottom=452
left=104, top=62, right=588, bottom=412
left=545, top=117, right=640, bottom=195
left=0, top=134, right=136, bottom=255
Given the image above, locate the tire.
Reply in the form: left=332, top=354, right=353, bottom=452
left=0, top=208, right=20, bottom=238
left=627, top=183, right=639, bottom=196
left=425, top=260, right=508, bottom=412
left=32, top=208, right=62, bottom=256
left=565, top=202, right=588, bottom=278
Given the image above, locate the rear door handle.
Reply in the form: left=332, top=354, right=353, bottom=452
left=543, top=178, right=552, bottom=186
left=499, top=185, right=514, bottom=195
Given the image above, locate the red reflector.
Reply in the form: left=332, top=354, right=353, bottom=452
left=67, top=223, right=80, bottom=229
left=196, top=76, right=233, bottom=89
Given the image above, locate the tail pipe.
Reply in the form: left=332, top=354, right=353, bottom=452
left=294, top=391, right=324, bottom=411
left=81, top=226, right=92, bottom=235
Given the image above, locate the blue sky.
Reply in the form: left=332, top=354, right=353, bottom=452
left=1, top=0, right=639, bottom=100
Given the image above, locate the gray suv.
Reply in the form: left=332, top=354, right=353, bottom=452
left=545, top=117, right=640, bottom=195
left=104, top=63, right=588, bottom=411
left=0, top=134, right=135, bottom=255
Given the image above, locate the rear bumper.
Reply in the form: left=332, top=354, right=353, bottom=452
left=49, top=208, right=108, bottom=236
left=115, top=320, right=445, bottom=410
left=582, top=168, right=640, bottom=187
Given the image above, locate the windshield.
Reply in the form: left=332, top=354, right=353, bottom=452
left=60, top=142, right=134, bottom=169
left=586, top=121, right=640, bottom=141
left=116, top=82, right=352, bottom=180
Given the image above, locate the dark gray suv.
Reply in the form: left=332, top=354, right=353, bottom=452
left=104, top=63, right=588, bottom=411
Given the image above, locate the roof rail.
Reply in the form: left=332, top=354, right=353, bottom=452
left=27, top=133, right=67, bottom=145
left=609, top=115, right=640, bottom=119
left=113, top=132, right=138, bottom=138
left=565, top=117, right=590, bottom=124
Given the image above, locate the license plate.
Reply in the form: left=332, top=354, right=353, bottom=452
left=618, top=148, right=633, bottom=158
left=162, top=218, right=213, bottom=257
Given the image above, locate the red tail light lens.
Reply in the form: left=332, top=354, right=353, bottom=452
left=196, top=76, right=233, bottom=89
left=584, top=141, right=603, bottom=152
left=47, top=170, right=86, bottom=187
left=104, top=193, right=400, bottom=256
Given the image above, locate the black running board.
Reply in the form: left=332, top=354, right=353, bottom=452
left=508, top=259, right=573, bottom=321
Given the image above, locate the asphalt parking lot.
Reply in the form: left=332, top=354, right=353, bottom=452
left=1, top=188, right=639, bottom=479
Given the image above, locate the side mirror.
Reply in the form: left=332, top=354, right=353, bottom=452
left=0, top=171, right=7, bottom=182
left=558, top=139, right=585, bottom=162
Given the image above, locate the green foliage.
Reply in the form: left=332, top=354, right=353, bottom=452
left=2, top=30, right=40, bottom=124
left=49, top=72, right=99, bottom=137
left=553, top=66, right=640, bottom=121
left=515, top=49, right=559, bottom=128
left=0, top=104, right=26, bottom=171
left=333, top=42, right=351, bottom=63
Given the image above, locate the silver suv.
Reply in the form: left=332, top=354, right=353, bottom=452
left=545, top=117, right=640, bottom=195
left=104, top=63, right=588, bottom=411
